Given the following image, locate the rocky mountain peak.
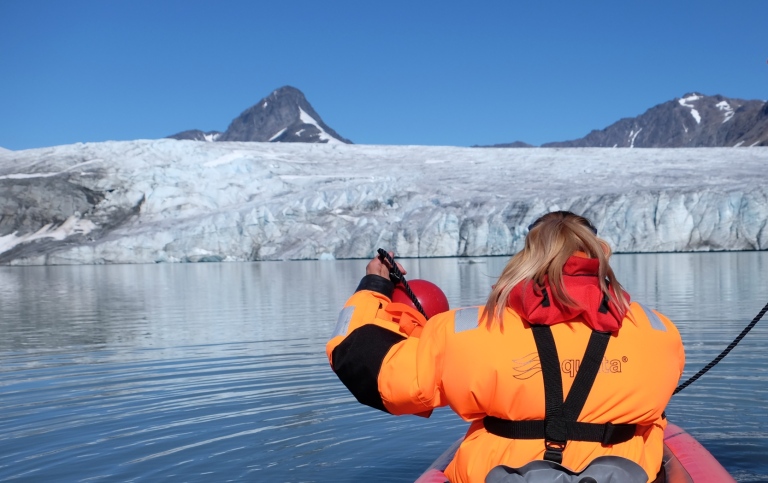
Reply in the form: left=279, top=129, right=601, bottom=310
left=218, top=86, right=351, bottom=144
left=167, top=86, right=351, bottom=144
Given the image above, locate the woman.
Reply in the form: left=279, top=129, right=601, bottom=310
left=326, top=211, right=685, bottom=482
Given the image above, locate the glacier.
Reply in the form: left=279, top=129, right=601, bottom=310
left=0, top=139, right=766, bottom=265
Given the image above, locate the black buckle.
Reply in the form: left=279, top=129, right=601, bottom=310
left=544, top=419, right=566, bottom=463
left=544, top=439, right=565, bottom=464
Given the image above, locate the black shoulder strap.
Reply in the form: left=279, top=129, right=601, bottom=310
left=562, top=328, right=612, bottom=421
left=530, top=325, right=566, bottom=462
left=482, top=327, right=635, bottom=456
left=530, top=325, right=611, bottom=463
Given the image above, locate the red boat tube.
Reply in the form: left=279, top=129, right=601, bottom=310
left=415, top=423, right=735, bottom=483
left=661, top=423, right=735, bottom=483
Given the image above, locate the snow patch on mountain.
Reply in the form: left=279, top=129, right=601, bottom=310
left=679, top=94, right=702, bottom=123
left=269, top=128, right=287, bottom=141
left=298, top=107, right=344, bottom=144
left=716, top=100, right=735, bottom=123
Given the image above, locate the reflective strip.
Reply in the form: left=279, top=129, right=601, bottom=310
left=636, top=303, right=667, bottom=332
left=332, top=306, right=355, bottom=337
left=454, top=307, right=479, bottom=333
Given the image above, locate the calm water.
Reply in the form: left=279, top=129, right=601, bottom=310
left=0, top=253, right=766, bottom=482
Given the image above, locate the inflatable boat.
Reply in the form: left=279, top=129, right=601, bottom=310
left=415, top=423, right=734, bottom=483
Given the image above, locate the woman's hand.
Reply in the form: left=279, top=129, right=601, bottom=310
left=366, top=251, right=407, bottom=279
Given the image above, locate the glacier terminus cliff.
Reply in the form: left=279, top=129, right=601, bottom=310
left=0, top=140, right=765, bottom=265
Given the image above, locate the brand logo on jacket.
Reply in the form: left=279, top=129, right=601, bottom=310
left=512, top=353, right=627, bottom=380
left=561, top=357, right=625, bottom=378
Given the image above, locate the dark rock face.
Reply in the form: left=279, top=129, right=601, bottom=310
left=732, top=100, right=768, bottom=147
left=166, top=130, right=222, bottom=142
left=0, top=175, right=143, bottom=263
left=0, top=178, right=97, bottom=237
left=218, top=86, right=352, bottom=144
left=541, top=93, right=768, bottom=148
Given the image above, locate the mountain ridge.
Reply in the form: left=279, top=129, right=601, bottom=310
left=168, top=86, right=351, bottom=145
left=534, top=93, right=768, bottom=148
left=168, top=88, right=767, bottom=148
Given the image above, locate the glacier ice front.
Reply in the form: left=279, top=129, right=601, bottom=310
left=0, top=139, right=765, bottom=265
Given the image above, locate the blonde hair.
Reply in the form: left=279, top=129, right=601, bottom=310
left=484, top=211, right=629, bottom=326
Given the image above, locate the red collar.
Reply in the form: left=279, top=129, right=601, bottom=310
left=507, top=256, right=628, bottom=332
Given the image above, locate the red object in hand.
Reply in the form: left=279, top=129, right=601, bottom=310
left=392, top=279, right=450, bottom=320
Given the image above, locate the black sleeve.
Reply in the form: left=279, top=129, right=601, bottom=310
left=355, top=274, right=394, bottom=298
left=331, top=324, right=406, bottom=412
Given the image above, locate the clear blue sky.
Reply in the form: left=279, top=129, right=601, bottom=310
left=1, top=0, right=766, bottom=150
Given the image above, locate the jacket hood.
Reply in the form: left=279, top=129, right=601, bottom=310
left=507, top=256, right=628, bottom=332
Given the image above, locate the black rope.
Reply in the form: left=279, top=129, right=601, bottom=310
left=376, top=248, right=428, bottom=319
left=674, top=300, right=768, bottom=395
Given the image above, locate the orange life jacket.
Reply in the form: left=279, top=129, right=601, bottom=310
left=327, top=277, right=684, bottom=482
